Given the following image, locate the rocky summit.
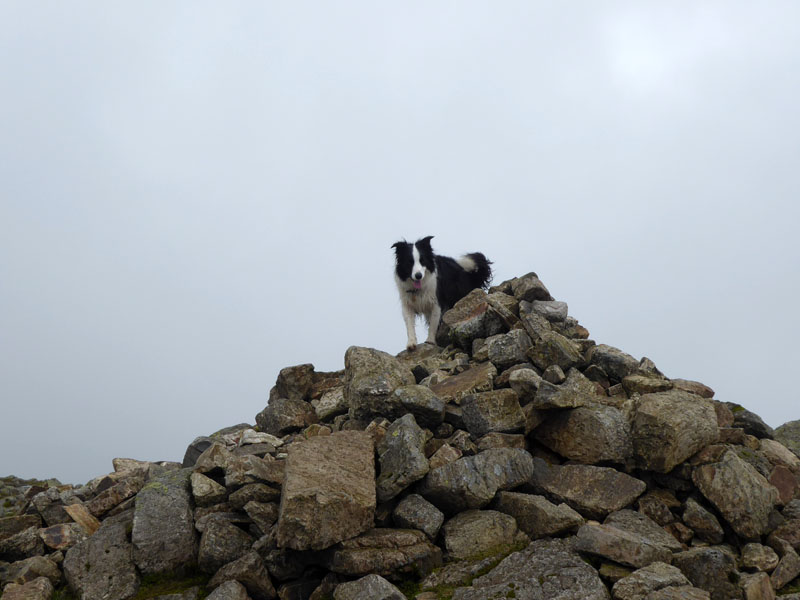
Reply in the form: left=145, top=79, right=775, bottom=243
left=3, top=271, right=800, bottom=600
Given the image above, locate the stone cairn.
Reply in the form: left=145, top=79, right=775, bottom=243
left=2, top=272, right=800, bottom=600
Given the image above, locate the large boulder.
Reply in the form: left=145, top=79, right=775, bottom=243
left=631, top=390, right=719, bottom=473
left=343, top=347, right=415, bottom=420
left=536, top=403, right=633, bottom=464
left=451, top=537, right=610, bottom=600
left=276, top=431, right=375, bottom=551
left=376, top=414, right=429, bottom=503
left=440, top=289, right=506, bottom=349
left=528, top=458, right=647, bottom=520
left=692, top=449, right=779, bottom=540
left=586, top=344, right=640, bottom=381
left=527, top=331, right=584, bottom=372
left=132, top=467, right=197, bottom=575
left=63, top=520, right=140, bottom=600
left=419, top=448, right=534, bottom=514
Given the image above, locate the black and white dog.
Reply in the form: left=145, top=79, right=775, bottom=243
left=392, top=236, right=492, bottom=350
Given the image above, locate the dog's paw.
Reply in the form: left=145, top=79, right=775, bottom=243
left=406, top=342, right=417, bottom=352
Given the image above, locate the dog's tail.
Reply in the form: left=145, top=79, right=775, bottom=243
left=459, top=252, right=493, bottom=289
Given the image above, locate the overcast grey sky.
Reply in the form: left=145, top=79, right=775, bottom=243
left=2, top=2, right=799, bottom=485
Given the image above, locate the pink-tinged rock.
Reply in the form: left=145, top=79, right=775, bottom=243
left=63, top=503, right=101, bottom=535
left=770, top=465, right=799, bottom=506
left=670, top=379, right=715, bottom=398
left=39, top=522, right=87, bottom=551
left=1, top=577, right=55, bottom=600
left=276, top=431, right=375, bottom=551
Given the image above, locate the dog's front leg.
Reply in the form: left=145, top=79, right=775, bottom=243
left=425, top=304, right=442, bottom=346
left=402, top=305, right=418, bottom=351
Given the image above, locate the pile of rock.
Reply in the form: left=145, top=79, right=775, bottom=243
left=3, top=272, right=800, bottom=600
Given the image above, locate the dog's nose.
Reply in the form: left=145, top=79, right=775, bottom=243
left=414, top=272, right=423, bottom=280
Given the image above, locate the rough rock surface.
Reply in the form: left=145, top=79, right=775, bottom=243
left=276, top=431, right=375, bottom=550
left=492, top=491, right=584, bottom=539
left=376, top=414, right=429, bottom=503
left=441, top=509, right=526, bottom=560
left=333, top=573, right=407, bottom=600
left=344, top=346, right=415, bottom=420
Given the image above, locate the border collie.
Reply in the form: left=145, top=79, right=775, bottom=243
left=392, top=236, right=492, bottom=351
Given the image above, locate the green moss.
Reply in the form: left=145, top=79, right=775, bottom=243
left=730, top=404, right=746, bottom=414
left=133, top=570, right=211, bottom=599
left=53, top=587, right=79, bottom=600
left=779, top=574, right=800, bottom=595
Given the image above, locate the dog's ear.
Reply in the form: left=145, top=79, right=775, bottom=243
left=418, top=236, right=434, bottom=247
left=391, top=241, right=405, bottom=249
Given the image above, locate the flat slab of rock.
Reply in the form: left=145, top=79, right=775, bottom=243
left=492, top=491, right=583, bottom=539
left=429, top=362, right=497, bottom=405
left=276, top=431, right=375, bottom=551
left=529, top=458, right=647, bottom=520
left=419, top=448, right=534, bottom=513
left=632, top=390, right=719, bottom=473
left=132, top=467, right=197, bottom=575
left=612, top=562, right=691, bottom=600
left=575, top=523, right=673, bottom=569
left=452, top=537, right=610, bottom=600
left=532, top=368, right=603, bottom=410
left=692, top=449, right=778, bottom=540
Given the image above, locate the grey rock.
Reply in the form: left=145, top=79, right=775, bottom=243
left=390, top=385, right=445, bottom=428
left=771, top=546, right=800, bottom=590
left=672, top=547, right=742, bottom=600
left=542, top=364, right=566, bottom=384
left=531, top=368, right=603, bottom=410
left=420, top=556, right=501, bottom=591
left=605, top=509, right=683, bottom=553
left=276, top=363, right=315, bottom=400
left=508, top=368, right=542, bottom=404
left=486, top=330, right=533, bottom=371
left=612, top=562, right=691, bottom=600
left=529, top=458, right=647, bottom=520
left=622, top=375, right=673, bottom=395
left=575, top=522, right=673, bottom=569
left=208, top=551, right=276, bottom=600
left=461, top=389, right=525, bottom=438
left=1, top=577, right=55, bottom=600
left=184, top=436, right=217, bottom=468
left=429, top=362, right=497, bottom=405
left=132, top=467, right=197, bottom=575
left=39, top=522, right=87, bottom=552
left=0, top=515, right=41, bottom=544
left=775, top=420, right=800, bottom=459
left=419, top=448, right=534, bottom=513
left=587, top=344, right=640, bottom=381
left=1, top=555, right=61, bottom=588
left=476, top=432, right=526, bottom=451
left=229, top=483, right=280, bottom=510
left=324, top=528, right=442, bottom=580
left=739, top=572, right=774, bottom=600
left=529, top=300, right=568, bottom=322
left=692, top=449, right=778, bottom=540
left=527, top=330, right=584, bottom=372
left=344, top=346, right=416, bottom=420
left=276, top=431, right=375, bottom=551
left=442, top=509, right=526, bottom=560
left=511, top=273, right=553, bottom=303
left=85, top=475, right=144, bottom=518
left=333, top=574, right=407, bottom=600
left=224, top=454, right=284, bottom=489
left=376, top=414, right=430, bottom=502
left=726, top=403, right=774, bottom=439
left=207, top=580, right=250, bottom=600
left=191, top=472, right=228, bottom=507
left=669, top=379, right=715, bottom=399
left=0, top=526, right=44, bottom=561
left=452, top=537, right=610, bottom=600
left=741, top=543, right=779, bottom=572
left=492, top=491, right=583, bottom=539
left=631, top=390, right=719, bottom=473
left=392, top=494, right=444, bottom=541
left=255, top=397, right=317, bottom=436
left=536, top=403, right=633, bottom=464
left=64, top=520, right=140, bottom=600
left=682, top=498, right=724, bottom=544
left=243, top=501, right=279, bottom=537
left=314, top=386, right=348, bottom=421
left=645, top=587, right=711, bottom=600
left=197, top=516, right=255, bottom=574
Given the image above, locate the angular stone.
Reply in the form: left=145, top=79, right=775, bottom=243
left=632, top=390, right=719, bottom=473
left=529, top=458, right=647, bottom=520
left=344, top=347, right=416, bottom=420
left=208, top=551, right=276, bottom=600
left=30, top=489, right=70, bottom=527
left=376, top=414, right=430, bottom=503
left=39, top=522, right=87, bottom=551
left=224, top=454, right=284, bottom=488
left=255, top=397, right=317, bottom=436
left=771, top=547, right=800, bottom=590
left=486, top=330, right=533, bottom=371
left=207, top=580, right=249, bottom=600
left=670, top=379, right=715, bottom=399
left=492, top=491, right=583, bottom=539
left=532, top=368, right=603, bottom=410
left=132, top=468, right=197, bottom=575
left=739, top=572, right=774, bottom=600
left=314, top=386, right=348, bottom=421
left=508, top=367, right=542, bottom=404
left=612, top=562, right=691, bottom=600
left=276, top=363, right=315, bottom=400
left=243, top=501, right=279, bottom=536
left=637, top=490, right=679, bottom=526
left=191, top=472, right=228, bottom=507
left=529, top=300, right=568, bottom=322
left=419, top=448, right=534, bottom=513
left=229, top=483, right=280, bottom=510
left=741, top=543, right=779, bottom=572
left=390, top=385, right=445, bottom=428
left=442, top=510, right=525, bottom=560
left=672, top=547, right=741, bottom=600
left=429, top=362, right=497, bottom=405
left=325, top=528, right=442, bottom=580
left=682, top=498, right=724, bottom=544
left=333, top=574, right=407, bottom=600
left=0, top=515, right=41, bottom=543
left=63, top=504, right=100, bottom=535
left=511, top=273, right=553, bottom=303
left=692, top=449, right=778, bottom=540
left=2, top=577, right=53, bottom=600
left=645, top=586, right=711, bottom=600
left=536, top=403, right=633, bottom=464
left=1, top=555, right=60, bottom=588
left=197, top=516, right=255, bottom=574
left=64, top=520, right=140, bottom=600
left=775, top=419, right=800, bottom=459
left=0, top=526, right=44, bottom=561
left=392, top=494, right=444, bottom=541
left=770, top=518, right=800, bottom=550
left=528, top=330, right=584, bottom=372
left=623, top=375, right=673, bottom=395
left=605, top=510, right=683, bottom=553
left=183, top=436, right=216, bottom=468
left=428, top=443, right=462, bottom=471
left=476, top=432, right=526, bottom=451
left=441, top=290, right=506, bottom=349
left=575, top=522, right=673, bottom=569
left=276, top=431, right=375, bottom=551
left=461, top=389, right=525, bottom=438
left=727, top=404, right=774, bottom=439
left=587, top=344, right=640, bottom=381
left=420, top=556, right=501, bottom=592
left=452, top=537, right=609, bottom=600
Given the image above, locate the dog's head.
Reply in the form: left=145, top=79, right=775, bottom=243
left=392, top=236, right=436, bottom=289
